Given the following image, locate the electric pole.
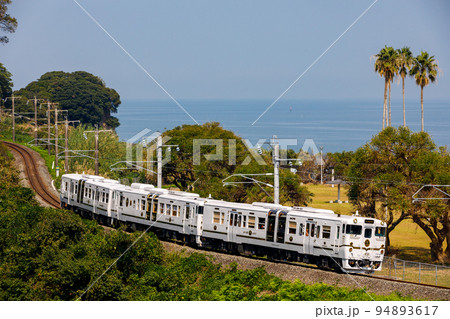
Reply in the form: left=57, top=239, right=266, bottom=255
left=157, top=133, right=162, bottom=188
left=29, top=97, right=45, bottom=145
left=84, top=125, right=112, bottom=175
left=47, top=101, right=51, bottom=155
left=62, top=118, right=80, bottom=173
left=55, top=107, right=59, bottom=177
left=6, top=95, right=22, bottom=142
left=273, top=136, right=280, bottom=205
left=320, top=146, right=324, bottom=185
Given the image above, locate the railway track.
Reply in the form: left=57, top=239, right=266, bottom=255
left=3, top=141, right=60, bottom=209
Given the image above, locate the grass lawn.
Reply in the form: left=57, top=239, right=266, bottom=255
left=306, top=184, right=436, bottom=263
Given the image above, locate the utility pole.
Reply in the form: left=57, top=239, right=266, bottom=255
left=62, top=118, right=80, bottom=173
left=157, top=133, right=162, bottom=188
left=272, top=136, right=280, bottom=205
left=7, top=95, right=22, bottom=142
left=320, top=146, right=324, bottom=185
left=84, top=125, right=112, bottom=175
left=55, top=107, right=59, bottom=177
left=47, top=101, right=51, bottom=155
left=29, top=97, right=45, bottom=145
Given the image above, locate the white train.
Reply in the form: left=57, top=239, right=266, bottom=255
left=60, top=173, right=387, bottom=274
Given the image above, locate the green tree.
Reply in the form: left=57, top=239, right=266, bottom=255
left=410, top=51, right=440, bottom=132
left=162, top=122, right=312, bottom=206
left=396, top=47, right=414, bottom=127
left=373, top=46, right=398, bottom=128
left=15, top=71, right=121, bottom=129
left=0, top=62, right=12, bottom=99
left=0, top=0, right=17, bottom=44
left=347, top=127, right=449, bottom=261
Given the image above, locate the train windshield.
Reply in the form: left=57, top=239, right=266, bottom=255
left=345, top=225, right=362, bottom=235
left=375, top=227, right=386, bottom=237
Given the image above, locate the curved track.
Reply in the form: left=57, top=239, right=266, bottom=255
left=3, top=141, right=60, bottom=209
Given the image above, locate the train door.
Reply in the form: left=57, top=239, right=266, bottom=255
left=183, top=202, right=193, bottom=234
left=276, top=211, right=287, bottom=243
left=266, top=210, right=277, bottom=242
left=228, top=211, right=242, bottom=242
left=304, top=221, right=317, bottom=255
left=333, top=225, right=340, bottom=254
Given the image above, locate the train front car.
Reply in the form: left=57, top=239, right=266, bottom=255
left=340, top=214, right=386, bottom=274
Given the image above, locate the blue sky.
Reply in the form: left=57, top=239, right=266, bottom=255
left=2, top=0, right=450, bottom=101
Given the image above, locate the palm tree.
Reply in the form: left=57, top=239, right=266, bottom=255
left=397, top=47, right=414, bottom=127
left=410, top=51, right=440, bottom=131
left=373, top=46, right=398, bottom=129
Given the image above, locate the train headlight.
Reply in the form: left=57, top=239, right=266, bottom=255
left=380, top=249, right=384, bottom=255
left=365, top=239, right=370, bottom=247
left=349, top=247, right=353, bottom=252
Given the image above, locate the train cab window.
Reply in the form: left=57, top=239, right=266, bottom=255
left=106, top=193, right=109, bottom=203
left=375, top=227, right=386, bottom=237
left=119, top=195, right=123, bottom=206
left=299, top=223, right=304, bottom=236
left=74, top=184, right=78, bottom=194
left=95, top=191, right=99, bottom=201
left=310, top=224, right=315, bottom=237
left=220, top=212, right=225, bottom=224
left=288, top=221, right=296, bottom=234
left=141, top=200, right=145, bottom=211
left=343, top=224, right=346, bottom=233
left=242, top=215, right=247, bottom=228
left=159, top=203, right=164, bottom=214
left=305, top=224, right=309, bottom=237
left=337, top=226, right=340, bottom=239
left=364, top=228, right=372, bottom=238
left=126, top=198, right=129, bottom=207
left=248, top=216, right=255, bottom=229
left=258, top=217, right=265, bottom=230
left=346, top=225, right=362, bottom=235
left=322, top=225, right=331, bottom=239
left=213, top=211, right=220, bottom=224
left=316, top=226, right=320, bottom=238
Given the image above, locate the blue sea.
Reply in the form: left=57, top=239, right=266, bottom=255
left=115, top=99, right=449, bottom=153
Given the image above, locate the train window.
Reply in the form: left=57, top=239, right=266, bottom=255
left=310, top=224, right=315, bottom=237
left=346, top=225, right=362, bottom=235
left=343, top=224, right=346, bottom=233
left=305, top=224, right=309, bottom=237
left=299, top=223, right=304, bottom=236
left=375, top=227, right=386, bottom=237
left=96, top=191, right=99, bottom=201
left=288, top=221, right=296, bottom=234
left=364, top=228, right=372, bottom=238
left=119, top=195, right=123, bottom=206
left=126, top=198, right=129, bottom=207
left=220, top=212, right=225, bottom=224
left=258, top=217, right=265, bottom=230
left=213, top=211, right=220, bottom=224
left=141, top=201, right=145, bottom=211
left=242, top=215, right=247, bottom=228
left=248, top=216, right=255, bottom=229
left=235, top=214, right=241, bottom=227
left=198, top=206, right=204, bottom=215
left=159, top=203, right=165, bottom=214
left=316, top=226, right=320, bottom=238
left=322, top=226, right=331, bottom=239
left=74, top=185, right=78, bottom=194
left=337, top=226, right=340, bottom=239
left=185, top=204, right=190, bottom=219
left=172, top=206, right=177, bottom=216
